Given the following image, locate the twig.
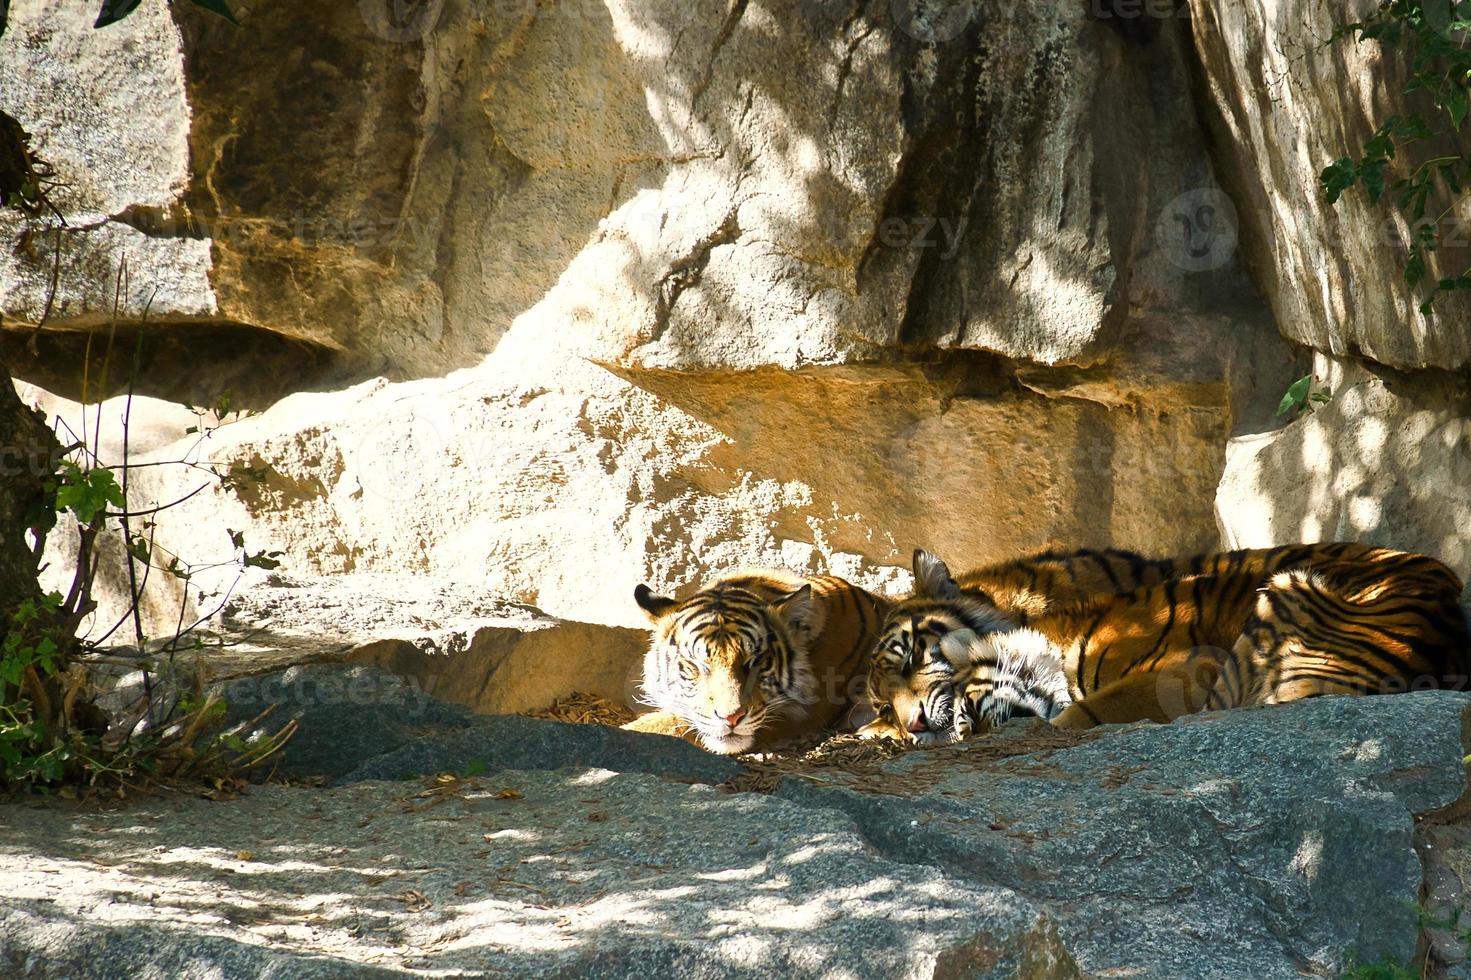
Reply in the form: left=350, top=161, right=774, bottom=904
left=23, top=224, right=64, bottom=356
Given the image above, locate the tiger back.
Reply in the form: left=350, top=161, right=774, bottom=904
left=625, top=570, right=889, bottom=754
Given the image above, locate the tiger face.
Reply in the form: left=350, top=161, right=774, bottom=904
left=633, top=580, right=819, bottom=754
left=864, top=549, right=1069, bottom=745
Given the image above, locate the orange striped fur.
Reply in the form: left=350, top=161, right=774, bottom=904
left=864, top=543, right=1471, bottom=743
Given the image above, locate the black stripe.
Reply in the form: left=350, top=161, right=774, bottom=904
left=1092, top=552, right=1124, bottom=591
left=1118, top=580, right=1177, bottom=674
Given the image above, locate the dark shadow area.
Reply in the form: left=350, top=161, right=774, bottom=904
left=1, top=321, right=346, bottom=410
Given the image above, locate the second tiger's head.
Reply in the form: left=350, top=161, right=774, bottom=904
left=865, top=549, right=1041, bottom=744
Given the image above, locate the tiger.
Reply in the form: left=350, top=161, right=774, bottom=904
left=623, top=570, right=890, bottom=754
left=863, top=542, right=1471, bottom=744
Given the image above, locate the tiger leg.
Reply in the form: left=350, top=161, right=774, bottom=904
left=1052, top=656, right=1221, bottom=729
left=1206, top=565, right=1411, bottom=710
left=622, top=710, right=704, bottom=746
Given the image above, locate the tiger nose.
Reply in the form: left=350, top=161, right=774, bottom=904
left=724, top=709, right=746, bottom=728
left=907, top=708, right=928, bottom=733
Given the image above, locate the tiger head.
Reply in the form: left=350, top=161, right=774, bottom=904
left=866, top=550, right=1066, bottom=744
left=633, top=578, right=822, bottom=754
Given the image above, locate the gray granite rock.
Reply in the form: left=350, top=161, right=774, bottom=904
left=1, top=690, right=1466, bottom=978
left=779, top=691, right=1471, bottom=978
left=222, top=663, right=738, bottom=787
left=0, top=768, right=1078, bottom=979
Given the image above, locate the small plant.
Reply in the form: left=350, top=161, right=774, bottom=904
left=0, top=261, right=294, bottom=797
left=1321, top=1, right=1471, bottom=314
left=1340, top=903, right=1471, bottom=978
left=0, top=110, right=61, bottom=220
left=1276, top=374, right=1333, bottom=419
left=0, top=1, right=239, bottom=39
left=1340, top=953, right=1418, bottom=980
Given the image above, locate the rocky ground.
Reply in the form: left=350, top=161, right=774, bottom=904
left=2, top=665, right=1470, bottom=978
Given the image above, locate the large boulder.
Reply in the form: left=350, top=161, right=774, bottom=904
left=21, top=326, right=1275, bottom=642
left=2, top=1, right=1269, bottom=377
left=1216, top=352, right=1471, bottom=576
left=0, top=691, right=1465, bottom=978
left=2, top=1, right=1302, bottom=710
left=1187, top=0, right=1471, bottom=371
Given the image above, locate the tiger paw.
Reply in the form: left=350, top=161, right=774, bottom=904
left=621, top=711, right=702, bottom=745
left=856, top=718, right=908, bottom=741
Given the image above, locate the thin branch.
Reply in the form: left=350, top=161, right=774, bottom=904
left=104, top=482, right=210, bottom=518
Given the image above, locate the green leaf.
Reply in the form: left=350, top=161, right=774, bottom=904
left=1447, top=83, right=1469, bottom=130
left=1364, top=120, right=1399, bottom=160
left=0, top=0, right=9, bottom=40
left=188, top=0, right=239, bottom=24
left=94, top=0, right=143, bottom=28
left=1439, top=161, right=1463, bottom=195
left=55, top=467, right=124, bottom=524
left=126, top=535, right=150, bottom=564
left=1361, top=158, right=1388, bottom=204
left=1276, top=375, right=1314, bottom=418
left=1405, top=248, right=1427, bottom=288
left=1395, top=115, right=1435, bottom=141
left=244, top=551, right=282, bottom=570
left=1321, top=158, right=1357, bottom=204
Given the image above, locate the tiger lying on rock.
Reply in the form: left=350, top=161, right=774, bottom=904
left=623, top=570, right=890, bottom=754
left=861, top=542, right=1471, bottom=745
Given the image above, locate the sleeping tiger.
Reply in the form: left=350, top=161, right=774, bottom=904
left=624, top=570, right=889, bottom=754
left=863, top=543, right=1471, bottom=744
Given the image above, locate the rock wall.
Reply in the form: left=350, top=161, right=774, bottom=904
left=1217, top=352, right=1471, bottom=576
left=3, top=0, right=1273, bottom=379
left=1192, top=1, right=1471, bottom=587
left=1188, top=0, right=1471, bottom=371
left=3, top=0, right=1389, bottom=710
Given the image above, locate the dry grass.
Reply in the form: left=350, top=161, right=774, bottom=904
left=524, top=695, right=1098, bottom=797
left=525, top=692, right=637, bottom=728
left=721, top=724, right=1099, bottom=795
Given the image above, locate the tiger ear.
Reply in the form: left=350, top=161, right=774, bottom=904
left=634, top=584, right=677, bottom=621
left=913, top=549, right=960, bottom=599
left=774, top=584, right=823, bottom=637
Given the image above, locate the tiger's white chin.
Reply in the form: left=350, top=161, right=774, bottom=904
left=698, top=731, right=756, bottom=755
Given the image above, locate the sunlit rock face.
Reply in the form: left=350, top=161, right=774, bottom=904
left=1217, top=353, right=1471, bottom=575
left=2, top=2, right=1298, bottom=708
left=3, top=0, right=1261, bottom=377
left=1191, top=1, right=1471, bottom=578
left=1187, top=0, right=1471, bottom=372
